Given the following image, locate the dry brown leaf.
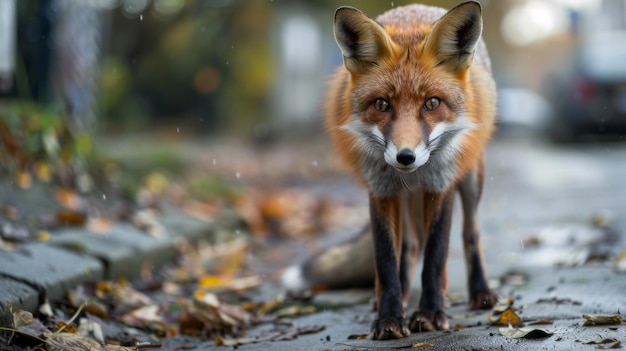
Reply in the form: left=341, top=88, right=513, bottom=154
left=55, top=188, right=82, bottom=210
left=527, top=318, right=553, bottom=325
left=186, top=290, right=252, bottom=332
left=15, top=171, right=32, bottom=189
left=12, top=309, right=33, bottom=328
left=489, top=307, right=523, bottom=327
left=214, top=336, right=256, bottom=346
left=120, top=304, right=176, bottom=336
left=413, top=342, right=435, bottom=347
left=499, top=327, right=553, bottom=339
left=275, top=305, right=316, bottom=318
left=582, top=314, right=625, bottom=326
left=45, top=332, right=104, bottom=351
left=347, top=333, right=369, bottom=340
left=1, top=205, right=19, bottom=220
left=577, top=336, right=621, bottom=348
left=596, top=340, right=621, bottom=349
left=56, top=209, right=87, bottom=226
left=95, top=281, right=153, bottom=310
left=87, top=217, right=112, bottom=234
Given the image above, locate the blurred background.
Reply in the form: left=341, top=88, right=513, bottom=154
left=1, top=0, right=625, bottom=253
left=1, top=0, right=625, bottom=141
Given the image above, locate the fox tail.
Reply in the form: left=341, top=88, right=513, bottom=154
left=281, top=226, right=375, bottom=291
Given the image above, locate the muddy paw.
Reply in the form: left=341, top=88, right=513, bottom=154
left=369, top=317, right=410, bottom=340
left=408, top=310, right=449, bottom=332
left=469, top=290, right=498, bottom=310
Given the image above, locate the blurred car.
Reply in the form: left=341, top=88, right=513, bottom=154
left=547, top=43, right=626, bottom=141
left=546, top=1, right=626, bottom=142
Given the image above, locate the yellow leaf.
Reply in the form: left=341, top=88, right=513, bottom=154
left=198, top=275, right=228, bottom=289
left=489, top=307, right=523, bottom=327
left=34, top=161, right=51, bottom=182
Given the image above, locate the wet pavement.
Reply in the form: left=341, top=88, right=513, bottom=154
left=1, top=135, right=626, bottom=350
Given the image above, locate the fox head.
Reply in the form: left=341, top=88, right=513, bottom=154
left=331, top=1, right=491, bottom=189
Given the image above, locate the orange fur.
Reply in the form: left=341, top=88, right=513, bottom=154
left=326, top=1, right=498, bottom=339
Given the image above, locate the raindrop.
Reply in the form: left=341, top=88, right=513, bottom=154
left=140, top=14, right=143, bottom=21
left=235, top=229, right=241, bottom=236
left=312, top=160, right=318, bottom=167
left=212, top=158, right=217, bottom=166
left=235, top=172, right=241, bottom=179
left=102, top=194, right=107, bottom=200
left=391, top=2, right=394, bottom=6
left=226, top=60, right=229, bottom=65
left=177, top=127, right=180, bottom=133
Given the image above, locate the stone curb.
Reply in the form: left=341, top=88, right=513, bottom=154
left=0, top=210, right=213, bottom=327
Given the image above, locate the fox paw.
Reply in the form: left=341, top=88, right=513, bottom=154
left=408, top=310, right=449, bottom=332
left=369, top=317, right=410, bottom=340
left=469, top=290, right=498, bottom=310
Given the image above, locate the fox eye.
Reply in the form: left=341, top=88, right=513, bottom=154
left=423, top=97, right=441, bottom=111
left=373, top=98, right=390, bottom=112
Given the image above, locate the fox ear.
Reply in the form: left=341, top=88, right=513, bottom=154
left=334, top=6, right=395, bottom=73
left=424, top=1, right=483, bottom=72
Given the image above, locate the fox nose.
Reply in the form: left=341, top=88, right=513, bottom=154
left=396, top=148, right=416, bottom=166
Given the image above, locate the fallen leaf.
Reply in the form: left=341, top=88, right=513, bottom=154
left=35, top=161, right=52, bottom=182
left=214, top=336, right=256, bottom=346
left=255, top=324, right=326, bottom=342
left=1, top=205, right=19, bottom=220
left=55, top=188, right=82, bottom=210
left=489, top=307, right=523, bottom=327
left=527, top=318, right=553, bottom=325
left=275, top=305, right=316, bottom=318
left=347, top=333, right=369, bottom=340
left=582, top=314, right=625, bottom=326
left=499, top=327, right=553, bottom=339
left=185, top=291, right=252, bottom=332
left=15, top=171, right=32, bottom=189
left=597, top=340, right=621, bottom=349
left=45, top=332, right=104, bottom=351
left=577, top=336, right=621, bottom=349
left=413, top=342, right=434, bottom=347
left=536, top=297, right=582, bottom=305
left=56, top=209, right=87, bottom=226
left=120, top=304, right=176, bottom=336
left=87, top=217, right=112, bottom=234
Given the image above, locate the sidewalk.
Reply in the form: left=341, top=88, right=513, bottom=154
left=0, top=180, right=213, bottom=328
left=180, top=264, right=625, bottom=351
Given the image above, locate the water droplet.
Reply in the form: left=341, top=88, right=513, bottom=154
left=312, top=160, right=318, bottom=167
left=140, top=14, right=143, bottom=21
left=212, top=158, right=217, bottom=166
left=391, top=1, right=394, bottom=6
left=235, top=172, right=241, bottom=179
left=102, top=194, right=106, bottom=200
left=177, top=127, right=180, bottom=133
left=235, top=229, right=241, bottom=236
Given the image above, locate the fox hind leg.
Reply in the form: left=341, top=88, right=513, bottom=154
left=458, top=163, right=497, bottom=309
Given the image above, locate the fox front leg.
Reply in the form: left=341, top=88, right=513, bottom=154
left=368, top=194, right=410, bottom=340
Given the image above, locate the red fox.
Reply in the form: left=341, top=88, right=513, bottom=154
left=282, top=0, right=497, bottom=340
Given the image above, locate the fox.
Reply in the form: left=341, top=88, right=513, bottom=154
left=282, top=1, right=498, bottom=340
